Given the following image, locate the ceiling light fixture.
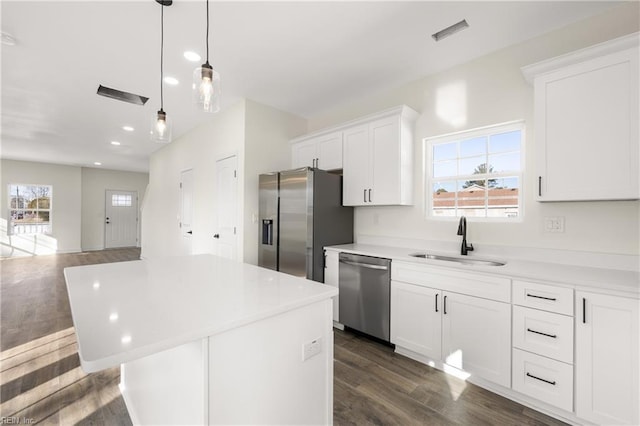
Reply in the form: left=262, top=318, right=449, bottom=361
left=184, top=51, right=201, bottom=62
left=111, top=141, right=121, bottom=146
left=193, top=0, right=220, bottom=113
left=94, top=162, right=102, bottom=166
left=164, top=76, right=179, bottom=85
left=432, top=19, right=469, bottom=42
left=151, top=0, right=173, bottom=143
left=122, top=126, right=134, bottom=132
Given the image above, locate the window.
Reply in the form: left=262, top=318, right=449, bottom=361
left=8, top=184, right=53, bottom=234
left=426, top=121, right=523, bottom=219
left=111, top=194, right=132, bottom=207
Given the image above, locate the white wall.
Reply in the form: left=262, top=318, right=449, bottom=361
left=306, top=3, right=640, bottom=256
left=243, top=100, right=307, bottom=265
left=1, top=159, right=81, bottom=256
left=81, top=168, right=149, bottom=251
left=141, top=100, right=247, bottom=259
left=141, top=99, right=307, bottom=263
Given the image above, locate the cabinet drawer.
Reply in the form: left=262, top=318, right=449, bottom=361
left=513, top=280, right=573, bottom=315
left=513, top=306, right=573, bottom=364
left=392, top=261, right=510, bottom=303
left=513, top=348, right=573, bottom=412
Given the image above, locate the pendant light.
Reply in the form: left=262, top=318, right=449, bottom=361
left=193, top=0, right=220, bottom=113
left=151, top=0, right=173, bottom=143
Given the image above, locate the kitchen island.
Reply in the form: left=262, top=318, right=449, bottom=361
left=64, top=254, right=337, bottom=425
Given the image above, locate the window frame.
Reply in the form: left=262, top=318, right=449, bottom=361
left=424, top=120, right=525, bottom=222
left=7, top=183, right=54, bottom=235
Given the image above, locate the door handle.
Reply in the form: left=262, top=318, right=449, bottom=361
left=213, top=234, right=220, bottom=239
left=187, top=230, right=193, bottom=235
left=443, top=295, right=447, bottom=315
left=363, top=189, right=367, bottom=203
left=338, top=259, right=388, bottom=270
left=368, top=188, right=371, bottom=202
left=435, top=293, right=439, bottom=313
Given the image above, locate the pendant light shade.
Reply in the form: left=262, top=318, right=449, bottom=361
left=151, top=0, right=172, bottom=143
left=151, top=108, right=172, bottom=143
left=193, top=0, right=220, bottom=113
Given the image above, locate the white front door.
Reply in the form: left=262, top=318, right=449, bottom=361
left=180, top=169, right=194, bottom=255
left=215, top=156, right=238, bottom=260
left=105, top=190, right=138, bottom=248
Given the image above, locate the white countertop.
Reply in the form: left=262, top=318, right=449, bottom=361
left=64, top=254, right=337, bottom=373
left=326, top=243, right=640, bottom=297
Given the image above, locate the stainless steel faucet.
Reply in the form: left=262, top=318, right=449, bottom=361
left=457, top=216, right=474, bottom=255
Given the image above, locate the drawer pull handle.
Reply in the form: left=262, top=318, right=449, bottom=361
left=526, top=293, right=556, bottom=301
left=526, top=372, right=556, bottom=386
left=526, top=328, right=557, bottom=339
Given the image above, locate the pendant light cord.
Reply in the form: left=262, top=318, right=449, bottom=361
left=160, top=4, right=164, bottom=110
left=206, top=0, right=209, bottom=64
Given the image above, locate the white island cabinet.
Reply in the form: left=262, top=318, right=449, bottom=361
left=64, top=254, right=337, bottom=425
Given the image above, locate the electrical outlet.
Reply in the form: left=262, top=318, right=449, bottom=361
left=544, top=216, right=565, bottom=233
left=302, top=338, right=322, bottom=361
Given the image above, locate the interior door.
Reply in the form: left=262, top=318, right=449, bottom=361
left=215, top=156, right=238, bottom=260
left=180, top=169, right=194, bottom=255
left=105, top=190, right=138, bottom=248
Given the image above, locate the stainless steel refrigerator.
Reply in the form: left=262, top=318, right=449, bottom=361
left=258, top=167, right=353, bottom=282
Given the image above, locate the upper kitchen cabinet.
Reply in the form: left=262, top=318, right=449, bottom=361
left=522, top=33, right=639, bottom=201
left=291, top=132, right=343, bottom=170
left=342, top=106, right=418, bottom=206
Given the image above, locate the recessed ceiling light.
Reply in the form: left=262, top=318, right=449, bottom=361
left=164, top=76, right=179, bottom=85
left=111, top=141, right=121, bottom=146
left=122, top=125, right=134, bottom=132
left=184, top=51, right=201, bottom=62
left=94, top=162, right=102, bottom=166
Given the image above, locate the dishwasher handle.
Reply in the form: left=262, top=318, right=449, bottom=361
left=339, top=259, right=389, bottom=271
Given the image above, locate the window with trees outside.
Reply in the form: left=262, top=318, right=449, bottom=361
left=8, top=184, right=53, bottom=234
left=426, top=121, right=523, bottom=219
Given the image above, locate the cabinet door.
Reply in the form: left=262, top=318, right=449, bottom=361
left=536, top=48, right=639, bottom=201
left=575, top=291, right=639, bottom=425
left=342, top=125, right=370, bottom=206
left=316, top=132, right=343, bottom=170
left=292, top=140, right=318, bottom=169
left=390, top=281, right=441, bottom=360
left=369, top=116, right=401, bottom=205
left=324, top=250, right=340, bottom=322
left=442, top=292, right=511, bottom=387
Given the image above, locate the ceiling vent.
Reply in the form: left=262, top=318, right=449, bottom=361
left=432, top=19, right=469, bottom=42
left=97, top=85, right=149, bottom=106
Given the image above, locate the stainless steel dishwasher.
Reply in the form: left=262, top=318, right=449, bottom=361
left=338, top=253, right=391, bottom=342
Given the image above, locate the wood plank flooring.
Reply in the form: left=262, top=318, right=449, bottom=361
left=1, top=249, right=568, bottom=425
left=1, top=249, right=138, bottom=424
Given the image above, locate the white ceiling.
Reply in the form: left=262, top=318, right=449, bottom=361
left=1, top=1, right=622, bottom=173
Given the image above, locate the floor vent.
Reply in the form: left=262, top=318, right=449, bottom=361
left=97, top=85, right=149, bottom=106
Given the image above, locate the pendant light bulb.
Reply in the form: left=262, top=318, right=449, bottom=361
left=193, top=62, right=220, bottom=113
left=152, top=109, right=172, bottom=143
left=193, top=0, right=220, bottom=113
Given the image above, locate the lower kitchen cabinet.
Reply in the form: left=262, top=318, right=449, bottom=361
left=390, top=262, right=511, bottom=388
left=390, top=281, right=441, bottom=360
left=442, top=292, right=511, bottom=388
left=575, top=291, right=640, bottom=425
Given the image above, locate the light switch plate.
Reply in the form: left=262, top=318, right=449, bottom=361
left=544, top=216, right=565, bottom=233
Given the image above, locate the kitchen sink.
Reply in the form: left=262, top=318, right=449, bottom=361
left=409, top=253, right=506, bottom=267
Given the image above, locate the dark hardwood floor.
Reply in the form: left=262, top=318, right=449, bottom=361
left=1, top=249, right=568, bottom=425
